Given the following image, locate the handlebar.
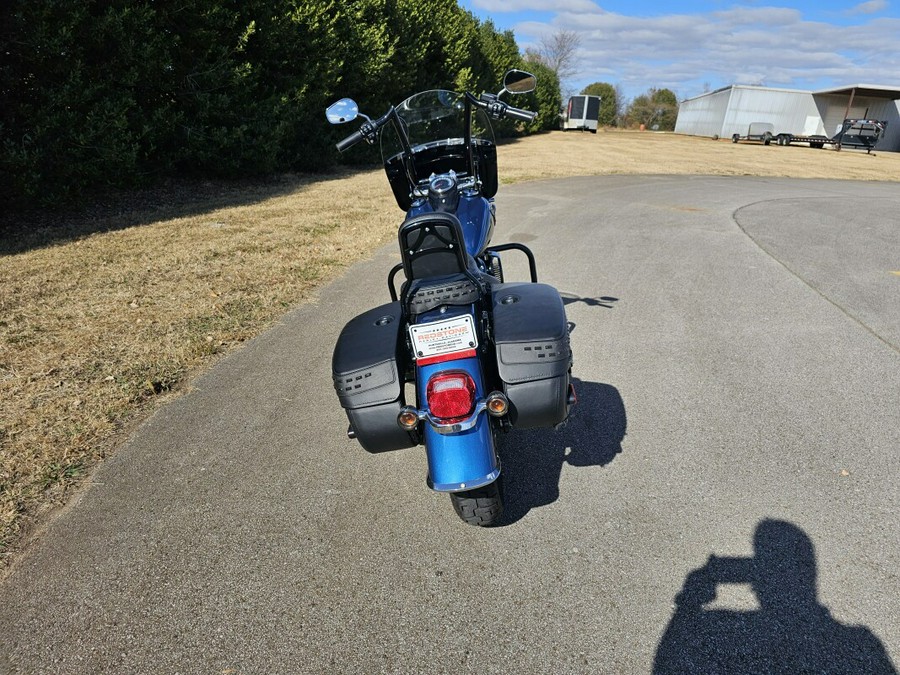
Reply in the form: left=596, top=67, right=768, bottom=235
left=336, top=128, right=366, bottom=152
left=334, top=95, right=537, bottom=153
left=473, top=92, right=537, bottom=124
left=334, top=111, right=394, bottom=153
left=505, top=106, right=538, bottom=123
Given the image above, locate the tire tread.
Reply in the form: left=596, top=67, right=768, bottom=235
left=450, top=482, right=504, bottom=526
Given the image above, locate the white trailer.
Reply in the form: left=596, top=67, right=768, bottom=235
left=562, top=95, right=600, bottom=133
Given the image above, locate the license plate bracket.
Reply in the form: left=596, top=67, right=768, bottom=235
left=409, top=315, right=478, bottom=362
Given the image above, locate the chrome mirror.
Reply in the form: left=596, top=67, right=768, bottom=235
left=502, top=70, right=536, bottom=95
left=326, top=98, right=359, bottom=124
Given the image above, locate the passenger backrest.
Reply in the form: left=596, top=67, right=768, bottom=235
left=399, top=212, right=469, bottom=281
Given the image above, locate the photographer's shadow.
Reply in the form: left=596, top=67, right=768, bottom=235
left=497, top=377, right=626, bottom=525
left=654, top=519, right=897, bottom=674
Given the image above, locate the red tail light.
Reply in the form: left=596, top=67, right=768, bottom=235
left=426, top=372, right=476, bottom=421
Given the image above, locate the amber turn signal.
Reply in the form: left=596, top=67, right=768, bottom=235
left=486, top=392, right=509, bottom=417
left=397, top=407, right=420, bottom=430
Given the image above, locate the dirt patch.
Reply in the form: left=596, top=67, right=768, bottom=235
left=1, top=129, right=898, bottom=565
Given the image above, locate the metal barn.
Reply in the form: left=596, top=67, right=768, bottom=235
left=675, top=84, right=900, bottom=151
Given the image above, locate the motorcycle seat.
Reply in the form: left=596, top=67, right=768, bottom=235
left=404, top=274, right=481, bottom=315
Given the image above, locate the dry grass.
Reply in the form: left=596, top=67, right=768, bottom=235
left=2, top=130, right=899, bottom=564
left=0, top=169, right=399, bottom=561
left=498, top=128, right=900, bottom=183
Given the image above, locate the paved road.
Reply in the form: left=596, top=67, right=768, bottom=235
left=1, top=176, right=898, bottom=674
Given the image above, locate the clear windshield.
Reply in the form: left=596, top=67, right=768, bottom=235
left=380, top=90, right=495, bottom=173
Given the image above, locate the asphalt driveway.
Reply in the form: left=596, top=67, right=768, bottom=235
left=1, top=176, right=897, bottom=674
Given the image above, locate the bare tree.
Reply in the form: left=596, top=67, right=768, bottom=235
left=614, top=83, right=626, bottom=124
left=525, top=29, right=582, bottom=99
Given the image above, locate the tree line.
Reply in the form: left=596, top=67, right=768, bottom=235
left=0, top=0, right=560, bottom=208
left=579, top=83, right=679, bottom=130
left=521, top=28, right=679, bottom=131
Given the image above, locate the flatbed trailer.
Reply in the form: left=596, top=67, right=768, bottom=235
left=775, top=133, right=830, bottom=149
left=775, top=119, right=887, bottom=154
left=731, top=122, right=775, bottom=145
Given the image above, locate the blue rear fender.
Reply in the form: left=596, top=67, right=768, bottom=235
left=417, top=356, right=499, bottom=492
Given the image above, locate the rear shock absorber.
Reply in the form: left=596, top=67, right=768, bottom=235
left=485, top=251, right=503, bottom=282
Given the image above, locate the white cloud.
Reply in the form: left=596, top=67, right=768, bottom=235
left=848, top=0, right=888, bottom=14
left=711, top=7, right=803, bottom=27
left=472, top=0, right=601, bottom=13
left=511, top=8, right=900, bottom=100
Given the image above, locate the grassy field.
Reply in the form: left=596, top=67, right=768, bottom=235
left=2, top=129, right=900, bottom=565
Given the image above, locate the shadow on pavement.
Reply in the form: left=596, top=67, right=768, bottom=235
left=561, top=292, right=620, bottom=310
left=654, top=519, right=897, bottom=674
left=497, top=378, right=626, bottom=525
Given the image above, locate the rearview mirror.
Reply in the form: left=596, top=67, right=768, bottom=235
left=502, top=70, right=536, bottom=95
left=326, top=98, right=359, bottom=124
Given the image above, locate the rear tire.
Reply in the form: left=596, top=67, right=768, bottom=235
left=450, top=478, right=504, bottom=526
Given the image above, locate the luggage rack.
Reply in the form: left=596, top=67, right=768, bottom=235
left=387, top=242, right=539, bottom=302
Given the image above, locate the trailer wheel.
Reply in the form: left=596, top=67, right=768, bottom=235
left=763, top=132, right=773, bottom=145
left=732, top=134, right=740, bottom=143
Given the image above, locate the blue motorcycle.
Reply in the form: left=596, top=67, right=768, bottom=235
left=328, top=70, right=575, bottom=526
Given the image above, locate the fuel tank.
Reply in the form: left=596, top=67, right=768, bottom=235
left=407, top=191, right=495, bottom=258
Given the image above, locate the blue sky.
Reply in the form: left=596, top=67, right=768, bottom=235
left=459, top=0, right=900, bottom=101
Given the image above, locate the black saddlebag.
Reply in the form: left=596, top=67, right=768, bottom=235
left=332, top=302, right=417, bottom=453
left=492, top=282, right=572, bottom=428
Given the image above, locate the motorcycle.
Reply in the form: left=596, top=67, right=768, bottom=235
left=327, top=70, right=575, bottom=526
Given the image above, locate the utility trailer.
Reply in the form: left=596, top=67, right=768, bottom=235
left=775, top=119, right=887, bottom=154
left=562, top=95, right=600, bottom=133
left=731, top=122, right=775, bottom=145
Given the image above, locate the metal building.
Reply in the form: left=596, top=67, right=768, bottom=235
left=675, top=84, right=900, bottom=151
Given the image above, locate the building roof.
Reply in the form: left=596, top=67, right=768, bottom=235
left=813, top=84, right=900, bottom=100
left=682, top=83, right=900, bottom=104
left=681, top=84, right=812, bottom=103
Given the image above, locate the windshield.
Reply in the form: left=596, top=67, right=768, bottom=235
left=380, top=90, right=494, bottom=172
left=380, top=89, right=498, bottom=210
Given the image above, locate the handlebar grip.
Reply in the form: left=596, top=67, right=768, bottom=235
left=506, top=107, right=537, bottom=123
left=336, top=128, right=365, bottom=152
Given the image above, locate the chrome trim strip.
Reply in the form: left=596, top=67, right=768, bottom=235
left=415, top=400, right=488, bottom=435
left=428, top=468, right=501, bottom=493
left=427, top=399, right=488, bottom=434
left=399, top=392, right=509, bottom=434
